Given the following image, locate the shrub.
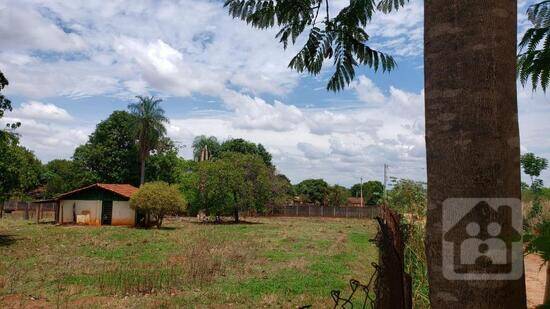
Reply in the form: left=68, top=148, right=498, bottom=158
left=130, top=181, right=187, bottom=228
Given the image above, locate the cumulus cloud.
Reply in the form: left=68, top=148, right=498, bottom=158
left=12, top=101, right=73, bottom=121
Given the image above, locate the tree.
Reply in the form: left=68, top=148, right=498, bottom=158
left=192, top=135, right=220, bottom=161
left=73, top=111, right=140, bottom=185
left=328, top=185, right=350, bottom=207
left=220, top=138, right=273, bottom=166
left=270, top=173, right=294, bottom=207
left=521, top=152, right=549, bottom=185
left=0, top=71, right=20, bottom=141
left=350, top=180, right=384, bottom=205
left=518, top=1, right=550, bottom=92
left=129, top=181, right=187, bottom=228
left=387, top=179, right=426, bottom=217
left=0, top=140, right=43, bottom=202
left=128, top=96, right=168, bottom=185
left=295, top=179, right=329, bottom=205
left=43, top=159, right=96, bottom=198
left=194, top=153, right=273, bottom=222
left=424, top=0, right=526, bottom=307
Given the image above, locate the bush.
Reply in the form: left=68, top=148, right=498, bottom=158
left=130, top=181, right=187, bottom=228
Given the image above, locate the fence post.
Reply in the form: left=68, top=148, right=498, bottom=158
left=24, top=202, right=29, bottom=220
left=36, top=203, right=40, bottom=223
left=295, top=205, right=298, bottom=217
left=333, top=206, right=336, bottom=217
left=0, top=201, right=4, bottom=218
left=321, top=205, right=324, bottom=217
left=345, top=207, right=348, bottom=218
left=308, top=205, right=311, bottom=216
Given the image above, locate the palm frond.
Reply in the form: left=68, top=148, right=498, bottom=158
left=224, top=0, right=405, bottom=92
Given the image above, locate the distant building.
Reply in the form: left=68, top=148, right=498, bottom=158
left=347, top=197, right=364, bottom=207
left=54, top=184, right=138, bottom=226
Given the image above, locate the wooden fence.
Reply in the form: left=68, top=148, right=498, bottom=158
left=267, top=204, right=379, bottom=219
left=1, top=201, right=57, bottom=222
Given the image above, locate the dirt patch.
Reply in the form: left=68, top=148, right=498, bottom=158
left=525, top=254, right=547, bottom=308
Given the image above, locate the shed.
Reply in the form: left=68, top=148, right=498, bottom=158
left=55, top=183, right=138, bottom=226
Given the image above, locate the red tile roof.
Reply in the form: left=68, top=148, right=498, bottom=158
left=56, top=183, right=139, bottom=200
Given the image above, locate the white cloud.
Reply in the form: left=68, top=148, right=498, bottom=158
left=13, top=101, right=73, bottom=121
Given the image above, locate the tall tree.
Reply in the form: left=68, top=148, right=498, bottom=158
left=0, top=71, right=20, bottom=141
left=518, top=1, right=550, bottom=92
left=73, top=111, right=140, bottom=185
left=424, top=0, right=526, bottom=307
left=43, top=159, right=96, bottom=198
left=350, top=180, right=383, bottom=205
left=128, top=96, right=168, bottom=185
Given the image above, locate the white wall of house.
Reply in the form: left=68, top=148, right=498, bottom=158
left=112, top=201, right=135, bottom=226
left=59, top=199, right=135, bottom=226
left=60, top=200, right=101, bottom=225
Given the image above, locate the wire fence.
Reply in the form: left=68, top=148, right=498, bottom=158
left=266, top=204, right=379, bottom=219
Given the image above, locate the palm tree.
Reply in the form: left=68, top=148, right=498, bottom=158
left=128, top=96, right=168, bottom=185
left=518, top=1, right=550, bottom=92
left=424, top=0, right=526, bottom=307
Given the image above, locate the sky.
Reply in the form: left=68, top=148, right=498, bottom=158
left=0, top=0, right=548, bottom=187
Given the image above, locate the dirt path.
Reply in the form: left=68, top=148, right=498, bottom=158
left=526, top=254, right=547, bottom=308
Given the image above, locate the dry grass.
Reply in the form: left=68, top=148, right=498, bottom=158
left=0, top=216, right=377, bottom=308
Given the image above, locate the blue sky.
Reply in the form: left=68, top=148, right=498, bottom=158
left=0, top=0, right=548, bottom=186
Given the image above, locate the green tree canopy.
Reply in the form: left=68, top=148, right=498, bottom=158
left=73, top=111, right=140, bottom=185
left=219, top=138, right=273, bottom=166
left=194, top=152, right=273, bottom=222
left=43, top=159, right=96, bottom=198
left=387, top=179, right=427, bottom=217
left=0, top=140, right=43, bottom=201
left=328, top=184, right=350, bottom=207
left=0, top=71, right=20, bottom=141
left=518, top=1, right=550, bottom=92
left=350, top=180, right=384, bottom=205
left=130, top=181, right=187, bottom=228
left=521, top=152, right=549, bottom=184
left=295, top=178, right=329, bottom=205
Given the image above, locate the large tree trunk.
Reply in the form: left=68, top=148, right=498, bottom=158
left=140, top=158, right=145, bottom=185
left=424, top=0, right=526, bottom=308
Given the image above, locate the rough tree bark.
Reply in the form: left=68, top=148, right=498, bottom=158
left=424, top=0, right=526, bottom=308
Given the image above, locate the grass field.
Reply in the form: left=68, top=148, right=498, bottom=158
left=0, top=217, right=378, bottom=308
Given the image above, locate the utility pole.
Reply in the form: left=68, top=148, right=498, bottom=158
left=383, top=164, right=389, bottom=199
left=360, top=177, right=364, bottom=207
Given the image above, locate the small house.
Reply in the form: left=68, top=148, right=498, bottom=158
left=347, top=197, right=364, bottom=207
left=55, top=183, right=138, bottom=226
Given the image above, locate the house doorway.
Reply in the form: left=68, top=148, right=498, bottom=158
left=101, top=201, right=113, bottom=225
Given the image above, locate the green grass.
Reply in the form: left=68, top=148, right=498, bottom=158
left=0, top=217, right=377, bottom=308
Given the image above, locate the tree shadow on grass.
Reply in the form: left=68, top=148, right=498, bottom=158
left=0, top=234, right=17, bottom=247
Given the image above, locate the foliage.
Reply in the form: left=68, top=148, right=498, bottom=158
left=145, top=148, right=187, bottom=184
left=194, top=153, right=273, bottom=222
left=525, top=220, right=550, bottom=262
left=128, top=96, right=168, bottom=184
left=43, top=159, right=96, bottom=198
left=270, top=173, right=294, bottom=207
left=0, top=71, right=20, bottom=141
left=350, top=180, right=383, bottom=205
left=518, top=0, right=550, bottom=92
left=295, top=178, right=329, bottom=205
left=129, top=181, right=187, bottom=228
left=386, top=179, right=427, bottom=217
left=521, top=152, right=549, bottom=183
left=220, top=138, right=273, bottom=166
left=224, top=0, right=405, bottom=91
left=73, top=111, right=140, bottom=185
left=0, top=139, right=43, bottom=201
left=327, top=185, right=350, bottom=207
left=192, top=135, right=221, bottom=161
